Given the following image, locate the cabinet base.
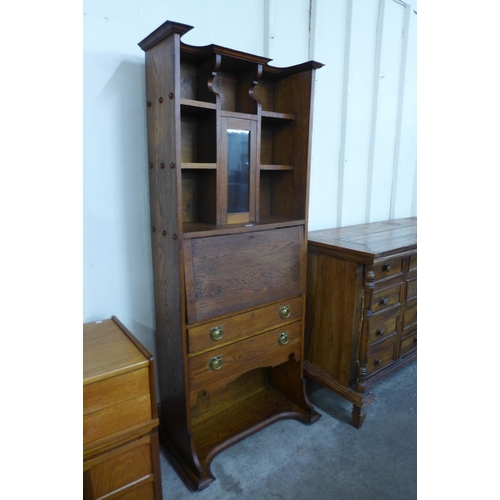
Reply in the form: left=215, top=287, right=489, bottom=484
left=304, top=353, right=416, bottom=428
left=358, top=350, right=417, bottom=393
left=304, top=359, right=374, bottom=429
left=161, top=382, right=320, bottom=491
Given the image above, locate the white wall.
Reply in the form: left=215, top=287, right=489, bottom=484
left=308, top=0, right=417, bottom=229
left=83, top=0, right=417, bottom=357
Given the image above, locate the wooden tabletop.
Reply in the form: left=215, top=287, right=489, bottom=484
left=308, top=217, right=417, bottom=260
left=83, top=318, right=149, bottom=385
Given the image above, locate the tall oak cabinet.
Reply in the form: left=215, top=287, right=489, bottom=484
left=139, top=21, right=323, bottom=490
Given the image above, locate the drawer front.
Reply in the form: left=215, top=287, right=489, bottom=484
left=371, top=284, right=402, bottom=314
left=83, top=393, right=152, bottom=446
left=367, top=343, right=397, bottom=375
left=368, top=315, right=398, bottom=345
left=117, top=482, right=155, bottom=500
left=373, top=256, right=404, bottom=281
left=403, top=302, right=417, bottom=332
left=401, top=332, right=417, bottom=356
left=184, top=226, right=303, bottom=323
left=409, top=253, right=417, bottom=272
left=84, top=368, right=150, bottom=415
left=85, top=435, right=153, bottom=499
left=406, top=277, right=417, bottom=302
left=188, top=295, right=303, bottom=354
left=188, top=320, right=302, bottom=393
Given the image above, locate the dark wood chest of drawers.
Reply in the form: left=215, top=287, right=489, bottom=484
left=304, top=217, right=417, bottom=428
left=83, top=317, right=163, bottom=500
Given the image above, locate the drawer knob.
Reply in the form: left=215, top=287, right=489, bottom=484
left=278, top=331, right=290, bottom=345
left=375, top=359, right=382, bottom=366
left=383, top=264, right=392, bottom=272
left=279, top=305, right=291, bottom=319
left=376, top=328, right=384, bottom=336
left=208, top=355, right=223, bottom=371
left=209, top=325, right=224, bottom=341
left=380, top=298, right=389, bottom=306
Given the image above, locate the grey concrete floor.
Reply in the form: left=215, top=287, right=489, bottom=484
left=159, top=361, right=417, bottom=499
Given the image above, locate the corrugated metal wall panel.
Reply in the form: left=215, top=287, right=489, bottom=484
left=308, top=0, right=347, bottom=230
left=308, top=0, right=417, bottom=230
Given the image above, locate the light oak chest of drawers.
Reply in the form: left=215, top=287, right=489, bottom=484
left=83, top=317, right=163, bottom=500
left=304, top=217, right=417, bottom=428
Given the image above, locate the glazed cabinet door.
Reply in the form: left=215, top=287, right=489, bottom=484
left=221, top=116, right=258, bottom=225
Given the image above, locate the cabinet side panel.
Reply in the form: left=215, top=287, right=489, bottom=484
left=145, top=36, right=195, bottom=471
left=305, top=250, right=361, bottom=386
left=272, top=70, right=315, bottom=220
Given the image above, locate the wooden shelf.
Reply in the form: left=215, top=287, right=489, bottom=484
left=261, top=110, right=296, bottom=121
left=220, top=109, right=258, bottom=121
left=192, top=384, right=310, bottom=469
left=180, top=98, right=217, bottom=110
left=181, top=163, right=217, bottom=170
left=260, top=164, right=293, bottom=171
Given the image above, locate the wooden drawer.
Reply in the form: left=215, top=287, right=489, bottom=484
left=189, top=320, right=302, bottom=394
left=83, top=393, right=152, bottom=447
left=84, top=433, right=158, bottom=500
left=373, top=256, right=404, bottom=281
left=409, top=253, right=417, bottom=272
left=401, top=332, right=417, bottom=356
left=117, top=483, right=155, bottom=500
left=371, top=284, right=402, bottom=314
left=84, top=368, right=150, bottom=415
left=368, top=315, right=398, bottom=345
left=367, top=342, right=397, bottom=375
left=406, top=277, right=417, bottom=302
left=188, top=295, right=303, bottom=354
left=184, top=226, right=304, bottom=323
left=403, top=302, right=417, bottom=332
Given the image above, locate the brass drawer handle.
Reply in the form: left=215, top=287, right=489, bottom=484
left=278, top=331, right=290, bottom=345
left=383, top=264, right=392, bottom=272
left=376, top=328, right=385, bottom=336
left=279, top=305, right=291, bottom=319
left=209, top=325, right=224, bottom=341
left=375, top=358, right=382, bottom=366
left=208, top=355, right=223, bottom=371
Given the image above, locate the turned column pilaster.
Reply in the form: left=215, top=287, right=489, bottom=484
left=356, top=264, right=375, bottom=392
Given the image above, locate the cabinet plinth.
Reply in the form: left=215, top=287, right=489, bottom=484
left=304, top=217, right=417, bottom=428
left=138, top=20, right=323, bottom=490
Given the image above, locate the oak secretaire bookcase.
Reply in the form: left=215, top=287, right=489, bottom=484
left=138, top=20, right=323, bottom=490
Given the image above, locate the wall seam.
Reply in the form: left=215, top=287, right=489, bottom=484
left=389, top=0, right=411, bottom=218
left=337, top=0, right=354, bottom=227
left=365, top=0, right=386, bottom=223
